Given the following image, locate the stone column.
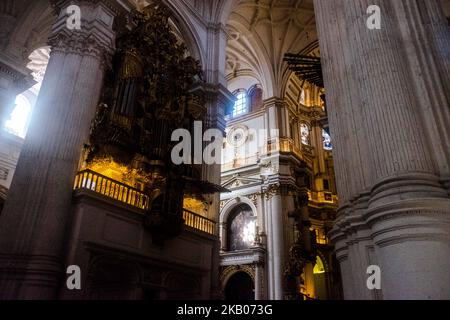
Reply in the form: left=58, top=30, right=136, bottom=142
left=254, top=262, right=261, bottom=300
left=202, top=83, right=234, bottom=221
left=0, top=0, right=121, bottom=299
left=219, top=222, right=227, bottom=251
left=263, top=98, right=285, bottom=139
left=310, top=119, right=326, bottom=192
left=201, top=83, right=234, bottom=299
left=392, top=0, right=450, bottom=192
left=268, top=191, right=284, bottom=300
left=315, top=0, right=450, bottom=299
left=256, top=193, right=264, bottom=237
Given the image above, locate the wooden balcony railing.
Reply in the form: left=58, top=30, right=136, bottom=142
left=74, top=170, right=217, bottom=235
left=74, top=170, right=149, bottom=210
left=183, top=209, right=216, bottom=235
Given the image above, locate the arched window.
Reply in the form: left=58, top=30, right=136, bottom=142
left=313, top=255, right=329, bottom=300
left=4, top=94, right=32, bottom=138
left=300, top=123, right=310, bottom=145
left=228, top=204, right=256, bottom=251
left=322, top=129, right=333, bottom=151
left=233, top=89, right=248, bottom=117
left=314, top=256, right=326, bottom=274
left=3, top=47, right=50, bottom=139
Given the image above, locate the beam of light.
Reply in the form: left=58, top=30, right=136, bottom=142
left=4, top=94, right=32, bottom=139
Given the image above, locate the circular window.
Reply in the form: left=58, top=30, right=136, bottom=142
left=227, top=125, right=249, bottom=148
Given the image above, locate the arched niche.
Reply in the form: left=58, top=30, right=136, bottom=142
left=224, top=271, right=255, bottom=301
left=313, top=252, right=331, bottom=300
left=219, top=197, right=258, bottom=252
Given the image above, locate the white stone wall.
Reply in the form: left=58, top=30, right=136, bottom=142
left=0, top=131, right=23, bottom=189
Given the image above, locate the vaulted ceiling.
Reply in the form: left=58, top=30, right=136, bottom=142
left=225, top=0, right=318, bottom=99
left=0, top=0, right=54, bottom=64
left=2, top=0, right=449, bottom=96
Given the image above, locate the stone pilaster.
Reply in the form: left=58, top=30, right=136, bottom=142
left=253, top=259, right=266, bottom=300
left=263, top=98, right=286, bottom=139
left=0, top=0, right=125, bottom=299
left=315, top=0, right=450, bottom=299
left=201, top=83, right=233, bottom=223
left=310, top=119, right=327, bottom=189
left=254, top=262, right=261, bottom=300
left=201, top=82, right=234, bottom=299
left=265, top=188, right=284, bottom=300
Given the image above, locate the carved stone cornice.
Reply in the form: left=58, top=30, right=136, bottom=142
left=247, top=193, right=260, bottom=206
left=220, top=247, right=265, bottom=264
left=48, top=32, right=115, bottom=67
left=48, top=1, right=128, bottom=67
left=262, top=96, right=285, bottom=111
left=220, top=264, right=256, bottom=285
left=264, top=184, right=280, bottom=200
left=0, top=55, right=35, bottom=88
left=0, top=55, right=35, bottom=125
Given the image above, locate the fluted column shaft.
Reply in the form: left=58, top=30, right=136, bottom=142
left=268, top=193, right=284, bottom=300
left=0, top=1, right=118, bottom=299
left=254, top=262, right=261, bottom=300
left=202, top=83, right=234, bottom=299
left=315, top=0, right=450, bottom=299
left=392, top=0, right=450, bottom=188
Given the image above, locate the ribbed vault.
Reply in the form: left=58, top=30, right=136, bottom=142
left=225, top=0, right=318, bottom=99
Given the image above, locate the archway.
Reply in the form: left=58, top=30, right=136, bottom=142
left=3, top=46, right=50, bottom=139
left=227, top=203, right=256, bottom=251
left=313, top=255, right=329, bottom=300
left=225, top=272, right=255, bottom=301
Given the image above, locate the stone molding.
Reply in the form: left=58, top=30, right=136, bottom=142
left=48, top=1, right=120, bottom=67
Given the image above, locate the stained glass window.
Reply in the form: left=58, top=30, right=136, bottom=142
left=323, top=129, right=333, bottom=151
left=228, top=205, right=256, bottom=251
left=300, top=123, right=310, bottom=145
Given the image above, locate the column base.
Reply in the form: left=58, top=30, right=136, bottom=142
left=367, top=198, right=450, bottom=300
left=0, top=254, right=63, bottom=300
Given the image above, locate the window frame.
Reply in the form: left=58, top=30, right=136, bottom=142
left=300, top=122, right=311, bottom=146
left=232, top=89, right=249, bottom=117
left=322, top=129, right=333, bottom=151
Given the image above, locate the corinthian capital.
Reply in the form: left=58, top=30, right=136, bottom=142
left=48, top=0, right=133, bottom=63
